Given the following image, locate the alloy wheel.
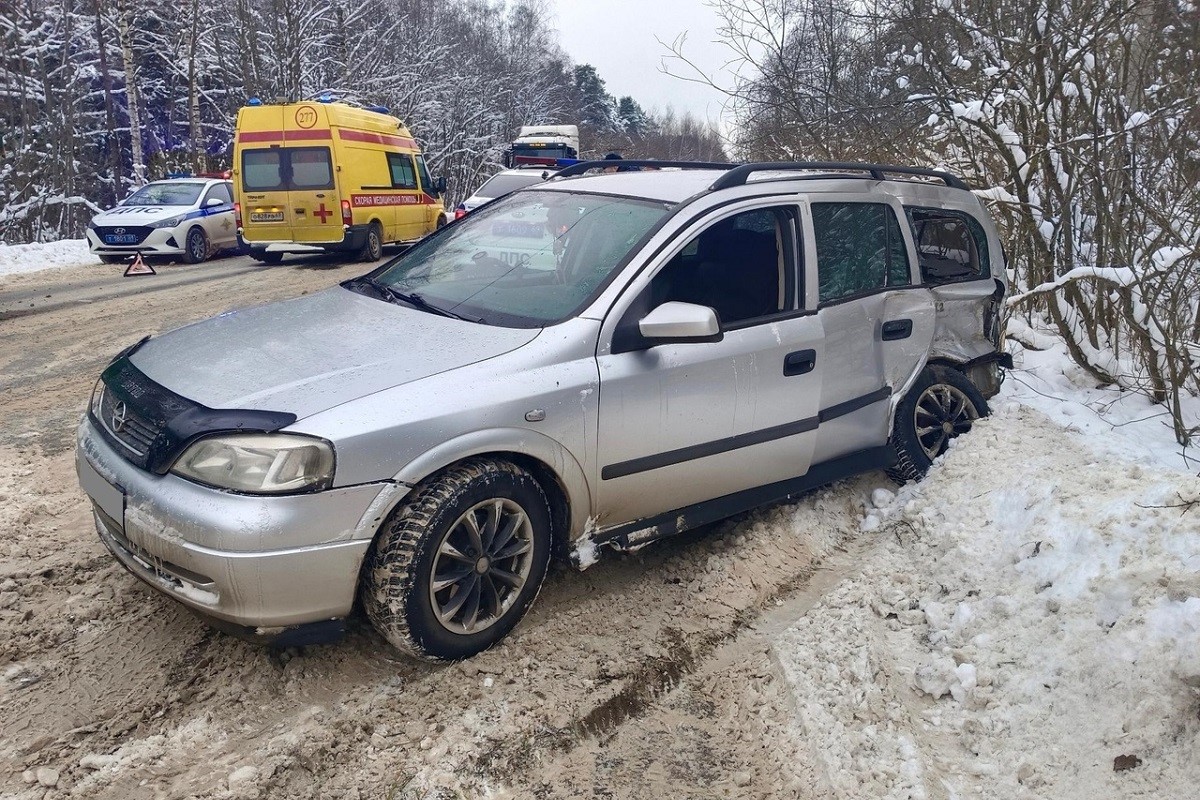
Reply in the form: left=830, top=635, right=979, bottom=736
left=427, top=498, right=535, bottom=635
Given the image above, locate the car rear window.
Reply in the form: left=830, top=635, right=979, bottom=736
left=475, top=173, right=546, bottom=198
left=242, top=147, right=334, bottom=191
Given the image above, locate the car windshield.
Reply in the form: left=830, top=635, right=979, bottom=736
left=122, top=182, right=204, bottom=206
left=368, top=190, right=670, bottom=327
left=474, top=172, right=548, bottom=199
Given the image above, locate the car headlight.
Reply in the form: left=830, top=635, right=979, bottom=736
left=90, top=379, right=104, bottom=418
left=170, top=433, right=335, bottom=494
left=149, top=214, right=186, bottom=229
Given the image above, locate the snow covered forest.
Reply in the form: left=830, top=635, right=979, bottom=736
left=1, top=0, right=1198, bottom=446
left=0, top=0, right=723, bottom=242
left=690, top=0, right=1199, bottom=450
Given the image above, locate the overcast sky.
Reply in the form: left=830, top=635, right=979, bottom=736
left=546, top=0, right=735, bottom=126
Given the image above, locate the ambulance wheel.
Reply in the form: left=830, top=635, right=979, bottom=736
left=182, top=227, right=209, bottom=264
left=359, top=222, right=384, bottom=262
left=251, top=249, right=283, bottom=265
left=436, top=214, right=447, bottom=229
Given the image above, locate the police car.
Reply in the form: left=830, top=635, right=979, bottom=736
left=86, top=177, right=238, bottom=264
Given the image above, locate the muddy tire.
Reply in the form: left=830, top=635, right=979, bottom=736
left=362, top=459, right=552, bottom=661
left=182, top=227, right=209, bottom=264
left=887, top=365, right=989, bottom=484
left=359, top=221, right=384, bottom=262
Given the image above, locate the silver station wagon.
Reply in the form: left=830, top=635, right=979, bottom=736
left=77, top=161, right=1010, bottom=660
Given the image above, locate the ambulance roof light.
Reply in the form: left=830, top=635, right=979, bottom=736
left=318, top=92, right=334, bottom=103
left=366, top=104, right=390, bottom=115
left=246, top=97, right=263, bottom=106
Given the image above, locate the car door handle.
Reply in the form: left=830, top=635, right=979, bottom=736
left=881, top=319, right=913, bottom=341
left=783, top=349, right=816, bottom=376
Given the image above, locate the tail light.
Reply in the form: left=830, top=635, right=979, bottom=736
left=454, top=204, right=467, bottom=220
left=233, top=202, right=242, bottom=228
left=341, top=199, right=352, bottom=226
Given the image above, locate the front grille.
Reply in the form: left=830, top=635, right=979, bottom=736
left=93, top=225, right=154, bottom=245
left=97, top=384, right=162, bottom=457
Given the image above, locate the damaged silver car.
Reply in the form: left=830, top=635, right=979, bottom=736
left=76, top=160, right=1010, bottom=660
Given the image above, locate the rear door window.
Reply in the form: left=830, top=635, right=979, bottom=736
left=289, top=148, right=334, bottom=189
left=241, top=148, right=333, bottom=191
left=905, top=208, right=990, bottom=284
left=812, top=202, right=909, bottom=304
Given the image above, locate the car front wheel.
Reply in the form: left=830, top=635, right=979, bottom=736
left=182, top=227, right=209, bottom=264
left=887, top=365, right=988, bottom=484
left=362, top=459, right=552, bottom=661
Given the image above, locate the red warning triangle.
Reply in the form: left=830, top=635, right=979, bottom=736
left=124, top=253, right=157, bottom=276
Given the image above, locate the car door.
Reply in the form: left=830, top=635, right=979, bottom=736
left=386, top=153, right=421, bottom=241
left=594, top=203, right=824, bottom=530
left=905, top=206, right=1000, bottom=363
left=804, top=198, right=935, bottom=465
left=200, top=182, right=236, bottom=248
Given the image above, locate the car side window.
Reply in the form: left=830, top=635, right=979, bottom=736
left=388, top=153, right=418, bottom=190
left=813, top=202, right=910, bottom=304
left=650, top=207, right=796, bottom=328
left=905, top=207, right=990, bottom=284
left=414, top=155, right=434, bottom=194
left=204, top=184, right=232, bottom=206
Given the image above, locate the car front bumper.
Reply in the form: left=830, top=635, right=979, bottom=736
left=76, top=417, right=390, bottom=631
left=86, top=227, right=187, bottom=256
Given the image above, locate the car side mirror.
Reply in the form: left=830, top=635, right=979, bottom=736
left=638, top=302, right=723, bottom=344
left=205, top=198, right=224, bottom=208
left=434, top=176, right=448, bottom=195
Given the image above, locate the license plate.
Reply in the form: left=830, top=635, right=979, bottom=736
left=78, top=456, right=124, bottom=524
left=104, top=234, right=138, bottom=244
left=250, top=211, right=285, bottom=222
left=492, top=221, right=544, bottom=238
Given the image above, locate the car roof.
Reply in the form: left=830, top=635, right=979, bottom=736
left=146, top=177, right=224, bottom=185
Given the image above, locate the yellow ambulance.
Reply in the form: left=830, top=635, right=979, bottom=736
left=232, top=99, right=447, bottom=263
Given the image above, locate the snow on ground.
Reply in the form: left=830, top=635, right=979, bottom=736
left=773, top=330, right=1200, bottom=799
left=0, top=240, right=100, bottom=278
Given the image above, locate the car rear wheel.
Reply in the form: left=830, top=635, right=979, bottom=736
left=359, top=221, right=384, bottom=262
left=362, top=459, right=552, bottom=661
left=887, top=365, right=988, bottom=484
left=99, top=255, right=125, bottom=265
left=182, top=227, right=209, bottom=264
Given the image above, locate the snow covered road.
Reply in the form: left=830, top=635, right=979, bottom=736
left=0, top=258, right=1196, bottom=798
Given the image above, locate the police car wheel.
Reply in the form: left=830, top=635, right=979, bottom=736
left=182, top=227, right=209, bottom=264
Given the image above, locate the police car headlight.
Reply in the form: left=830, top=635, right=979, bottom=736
left=149, top=214, right=186, bottom=229
left=171, top=433, right=335, bottom=494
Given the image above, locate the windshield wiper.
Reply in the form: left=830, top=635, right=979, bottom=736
left=348, top=277, right=480, bottom=322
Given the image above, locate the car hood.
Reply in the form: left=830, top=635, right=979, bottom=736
left=128, top=286, right=541, bottom=419
left=92, top=205, right=195, bottom=225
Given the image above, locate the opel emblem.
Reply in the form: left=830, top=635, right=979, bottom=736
left=113, top=227, right=126, bottom=234
left=111, top=401, right=129, bottom=433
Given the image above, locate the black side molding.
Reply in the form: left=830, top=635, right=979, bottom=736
left=589, top=445, right=896, bottom=553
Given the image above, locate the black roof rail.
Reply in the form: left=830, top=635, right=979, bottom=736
left=551, top=159, right=737, bottom=179
left=709, top=161, right=970, bottom=191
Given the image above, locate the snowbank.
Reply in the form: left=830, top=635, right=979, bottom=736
left=774, top=337, right=1200, bottom=798
left=0, top=239, right=101, bottom=278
